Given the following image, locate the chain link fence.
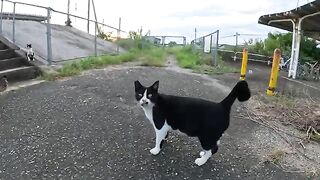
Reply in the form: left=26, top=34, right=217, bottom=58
left=191, top=30, right=219, bottom=66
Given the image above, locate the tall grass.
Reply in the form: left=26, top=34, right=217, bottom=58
left=41, top=39, right=239, bottom=81
left=41, top=43, right=166, bottom=81
left=168, top=45, right=239, bottom=74
left=168, top=46, right=201, bottom=68
left=140, top=48, right=167, bottom=67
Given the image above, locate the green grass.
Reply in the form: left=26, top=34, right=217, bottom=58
left=41, top=41, right=240, bottom=81
left=168, top=46, right=239, bottom=74
left=140, top=48, right=167, bottom=67
left=41, top=52, right=138, bottom=80
left=40, top=47, right=166, bottom=81
left=168, top=46, right=201, bottom=68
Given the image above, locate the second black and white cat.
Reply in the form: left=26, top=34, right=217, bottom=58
left=134, top=80, right=250, bottom=166
left=26, top=44, right=35, bottom=61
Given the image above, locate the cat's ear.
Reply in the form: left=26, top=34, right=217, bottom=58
left=151, top=80, right=159, bottom=91
left=134, top=80, right=143, bottom=91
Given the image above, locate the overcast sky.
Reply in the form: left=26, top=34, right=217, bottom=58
left=1, top=0, right=312, bottom=44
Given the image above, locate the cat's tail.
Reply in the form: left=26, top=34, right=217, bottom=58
left=220, top=80, right=251, bottom=110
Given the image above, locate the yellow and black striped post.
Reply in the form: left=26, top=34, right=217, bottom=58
left=240, top=48, right=248, bottom=80
left=267, top=48, right=281, bottom=96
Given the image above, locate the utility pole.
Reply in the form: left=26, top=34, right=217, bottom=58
left=87, top=0, right=90, bottom=33
left=235, top=32, right=240, bottom=51
left=117, top=17, right=121, bottom=54
left=65, top=0, right=72, bottom=26
left=194, top=28, right=197, bottom=41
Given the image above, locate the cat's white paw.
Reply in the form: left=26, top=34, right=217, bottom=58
left=150, top=147, right=160, bottom=155
left=195, top=157, right=207, bottom=166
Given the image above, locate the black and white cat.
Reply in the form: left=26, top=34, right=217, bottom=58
left=26, top=44, right=35, bottom=61
left=134, top=80, right=250, bottom=166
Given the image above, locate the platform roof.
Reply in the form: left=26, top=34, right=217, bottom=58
left=258, top=0, right=320, bottom=40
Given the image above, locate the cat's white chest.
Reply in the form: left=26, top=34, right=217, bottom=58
left=142, top=107, right=154, bottom=125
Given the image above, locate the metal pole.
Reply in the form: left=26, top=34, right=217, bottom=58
left=87, top=0, right=90, bottom=33
left=288, top=21, right=297, bottom=78
left=46, top=8, right=52, bottom=65
left=215, top=30, right=219, bottom=66
left=94, top=21, right=97, bottom=56
left=267, top=49, right=281, bottom=96
left=117, top=17, right=121, bottom=54
left=12, top=2, right=16, bottom=42
left=65, top=0, right=71, bottom=26
left=91, top=0, right=98, bottom=30
left=210, top=34, right=214, bottom=64
left=0, top=0, right=3, bottom=34
left=240, top=48, right=248, bottom=80
left=292, top=19, right=302, bottom=79
left=235, top=32, right=239, bottom=51
left=162, top=36, right=165, bottom=46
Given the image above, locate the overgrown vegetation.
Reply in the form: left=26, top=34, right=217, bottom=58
left=41, top=34, right=169, bottom=81
left=244, top=93, right=320, bottom=139
left=168, top=46, right=239, bottom=74
left=220, top=32, right=320, bottom=64
left=97, top=26, right=113, bottom=41
left=43, top=29, right=240, bottom=80
left=41, top=52, right=138, bottom=80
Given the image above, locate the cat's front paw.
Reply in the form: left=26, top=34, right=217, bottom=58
left=150, top=147, right=160, bottom=155
left=195, top=157, right=207, bottom=166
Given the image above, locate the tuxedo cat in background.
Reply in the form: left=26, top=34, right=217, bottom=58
left=25, top=44, right=35, bottom=61
left=134, top=80, right=250, bottom=166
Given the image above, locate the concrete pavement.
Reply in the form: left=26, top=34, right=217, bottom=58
left=0, top=66, right=305, bottom=179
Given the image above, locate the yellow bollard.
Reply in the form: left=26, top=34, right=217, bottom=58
left=267, top=48, right=281, bottom=96
left=240, top=48, right=248, bottom=80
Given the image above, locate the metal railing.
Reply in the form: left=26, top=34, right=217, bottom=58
left=0, top=0, right=125, bottom=65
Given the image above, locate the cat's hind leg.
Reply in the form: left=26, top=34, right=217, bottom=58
left=195, top=137, right=220, bottom=166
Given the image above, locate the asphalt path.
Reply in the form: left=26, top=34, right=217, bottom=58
left=0, top=66, right=305, bottom=179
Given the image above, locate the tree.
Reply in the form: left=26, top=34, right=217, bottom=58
left=246, top=32, right=320, bottom=63
left=168, top=41, right=177, bottom=47
left=128, top=31, right=140, bottom=40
